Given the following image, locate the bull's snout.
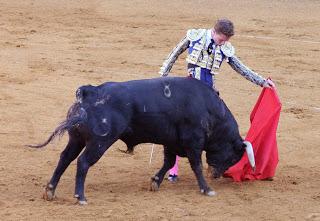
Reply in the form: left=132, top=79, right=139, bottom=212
left=207, top=165, right=222, bottom=179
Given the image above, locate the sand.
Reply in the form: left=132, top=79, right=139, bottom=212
left=0, top=0, right=319, bottom=220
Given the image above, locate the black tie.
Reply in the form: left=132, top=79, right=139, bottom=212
left=207, top=39, right=214, bottom=55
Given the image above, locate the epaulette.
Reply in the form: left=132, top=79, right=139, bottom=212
left=186, top=29, right=206, bottom=42
left=220, top=41, right=235, bottom=57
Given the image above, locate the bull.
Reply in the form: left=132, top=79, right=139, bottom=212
left=29, top=77, right=255, bottom=205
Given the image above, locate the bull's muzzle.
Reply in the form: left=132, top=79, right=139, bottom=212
left=207, top=166, right=222, bottom=179
left=244, top=141, right=256, bottom=171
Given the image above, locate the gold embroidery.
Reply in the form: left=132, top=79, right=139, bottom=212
left=186, top=30, right=224, bottom=75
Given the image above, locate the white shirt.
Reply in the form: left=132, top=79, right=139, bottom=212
left=205, top=29, right=215, bottom=49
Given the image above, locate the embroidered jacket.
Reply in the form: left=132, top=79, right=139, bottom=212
left=159, top=29, right=267, bottom=87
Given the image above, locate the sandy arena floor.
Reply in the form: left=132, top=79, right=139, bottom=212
left=0, top=0, right=319, bottom=220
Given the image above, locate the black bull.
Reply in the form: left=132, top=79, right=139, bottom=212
left=29, top=77, right=255, bottom=204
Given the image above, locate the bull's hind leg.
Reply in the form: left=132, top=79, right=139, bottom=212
left=150, top=146, right=176, bottom=191
left=74, top=137, right=118, bottom=205
left=44, top=131, right=85, bottom=201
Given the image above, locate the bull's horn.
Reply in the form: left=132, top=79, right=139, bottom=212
left=243, top=141, right=256, bottom=171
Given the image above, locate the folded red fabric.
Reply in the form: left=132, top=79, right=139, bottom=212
left=224, top=87, right=282, bottom=181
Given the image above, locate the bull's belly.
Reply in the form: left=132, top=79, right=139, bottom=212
left=120, top=130, right=188, bottom=157
left=121, top=114, right=180, bottom=148
left=167, top=146, right=187, bottom=157
left=121, top=127, right=179, bottom=147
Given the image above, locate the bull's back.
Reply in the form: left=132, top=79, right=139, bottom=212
left=119, top=77, right=220, bottom=114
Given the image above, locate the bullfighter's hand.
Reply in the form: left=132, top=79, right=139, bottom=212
left=263, top=79, right=275, bottom=88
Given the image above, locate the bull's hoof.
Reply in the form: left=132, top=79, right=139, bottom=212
left=78, top=200, right=88, bottom=205
left=43, top=183, right=55, bottom=201
left=200, top=188, right=216, bottom=197
left=150, top=176, right=160, bottom=192
left=74, top=194, right=87, bottom=205
left=206, top=190, right=216, bottom=196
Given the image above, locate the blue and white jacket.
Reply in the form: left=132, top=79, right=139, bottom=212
left=159, top=29, right=267, bottom=87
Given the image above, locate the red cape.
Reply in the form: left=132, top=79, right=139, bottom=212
left=224, top=87, right=282, bottom=181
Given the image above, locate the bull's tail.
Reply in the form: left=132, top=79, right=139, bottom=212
left=27, top=102, right=87, bottom=148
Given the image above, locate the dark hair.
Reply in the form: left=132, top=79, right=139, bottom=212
left=214, top=19, right=234, bottom=37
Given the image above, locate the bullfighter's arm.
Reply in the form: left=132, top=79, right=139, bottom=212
left=227, top=56, right=268, bottom=87
left=159, top=36, right=190, bottom=76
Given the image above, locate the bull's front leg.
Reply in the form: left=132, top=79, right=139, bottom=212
left=186, top=149, right=216, bottom=196
left=150, top=146, right=176, bottom=191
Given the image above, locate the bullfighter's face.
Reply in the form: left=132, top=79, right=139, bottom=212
left=206, top=141, right=245, bottom=178
left=211, top=29, right=231, bottom=46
